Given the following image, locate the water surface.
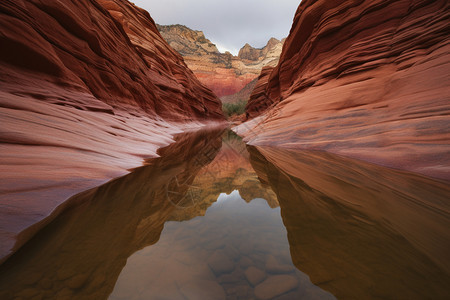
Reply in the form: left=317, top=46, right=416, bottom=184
left=0, top=128, right=449, bottom=299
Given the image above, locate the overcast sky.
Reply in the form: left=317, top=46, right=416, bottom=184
left=131, top=0, right=300, bottom=55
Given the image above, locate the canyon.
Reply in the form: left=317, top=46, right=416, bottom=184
left=1, top=128, right=448, bottom=299
left=0, top=0, right=449, bottom=299
left=0, top=0, right=224, bottom=263
left=157, top=24, right=284, bottom=99
left=236, top=0, right=450, bottom=181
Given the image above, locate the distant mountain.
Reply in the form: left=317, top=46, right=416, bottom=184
left=157, top=24, right=284, bottom=98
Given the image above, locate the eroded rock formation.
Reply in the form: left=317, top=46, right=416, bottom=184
left=157, top=24, right=284, bottom=97
left=0, top=0, right=224, bottom=263
left=237, top=0, right=450, bottom=180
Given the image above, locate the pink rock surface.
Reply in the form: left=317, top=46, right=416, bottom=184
left=0, top=0, right=224, bottom=263
left=239, top=0, right=450, bottom=180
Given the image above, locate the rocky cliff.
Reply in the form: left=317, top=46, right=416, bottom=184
left=237, top=0, right=450, bottom=180
left=0, top=0, right=224, bottom=263
left=157, top=24, right=284, bottom=97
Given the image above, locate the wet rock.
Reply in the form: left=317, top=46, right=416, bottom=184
left=225, top=285, right=237, bottom=295
left=224, top=244, right=240, bottom=261
left=176, top=236, right=198, bottom=251
left=265, top=255, right=295, bottom=274
left=174, top=251, right=198, bottom=266
left=239, top=242, right=255, bottom=255
left=180, top=279, right=226, bottom=300
left=207, top=250, right=235, bottom=275
left=235, top=284, right=251, bottom=298
left=245, top=266, right=267, bottom=286
left=219, top=273, right=240, bottom=284
left=252, top=253, right=267, bottom=266
left=204, top=239, right=226, bottom=250
left=239, top=256, right=254, bottom=269
left=254, top=275, right=299, bottom=300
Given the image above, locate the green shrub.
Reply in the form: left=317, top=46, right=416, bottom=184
left=222, top=100, right=247, bottom=118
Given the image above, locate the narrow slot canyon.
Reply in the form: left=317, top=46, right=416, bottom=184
left=0, top=0, right=449, bottom=299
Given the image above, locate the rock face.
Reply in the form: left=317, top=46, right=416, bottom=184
left=156, top=24, right=220, bottom=56
left=238, top=0, right=450, bottom=180
left=0, top=0, right=224, bottom=264
left=238, top=38, right=283, bottom=62
left=158, top=24, right=284, bottom=97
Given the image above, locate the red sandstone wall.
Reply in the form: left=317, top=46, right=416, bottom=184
left=240, top=0, right=450, bottom=180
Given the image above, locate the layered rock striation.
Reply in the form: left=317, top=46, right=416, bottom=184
left=157, top=24, right=284, bottom=97
left=237, top=0, right=450, bottom=180
left=0, top=0, right=224, bottom=263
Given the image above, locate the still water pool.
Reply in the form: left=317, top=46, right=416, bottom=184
left=110, top=192, right=333, bottom=300
left=0, top=128, right=449, bottom=299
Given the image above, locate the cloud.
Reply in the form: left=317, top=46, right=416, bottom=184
left=131, top=0, right=300, bottom=55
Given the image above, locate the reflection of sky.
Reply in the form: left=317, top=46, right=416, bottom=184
left=216, top=190, right=279, bottom=210
left=111, top=185, right=335, bottom=300
left=131, top=0, right=300, bottom=55
left=216, top=189, right=241, bottom=203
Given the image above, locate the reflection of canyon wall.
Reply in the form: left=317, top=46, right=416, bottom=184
left=237, top=0, right=450, bottom=180
left=157, top=25, right=284, bottom=97
left=168, top=132, right=278, bottom=222
left=0, top=0, right=224, bottom=264
left=0, top=128, right=223, bottom=300
left=248, top=145, right=450, bottom=299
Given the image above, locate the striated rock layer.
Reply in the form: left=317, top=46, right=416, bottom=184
left=0, top=0, right=224, bottom=263
left=157, top=24, right=284, bottom=97
left=237, top=0, right=450, bottom=180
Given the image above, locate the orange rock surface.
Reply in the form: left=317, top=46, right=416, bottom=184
left=0, top=0, right=224, bottom=263
left=238, top=0, right=450, bottom=180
